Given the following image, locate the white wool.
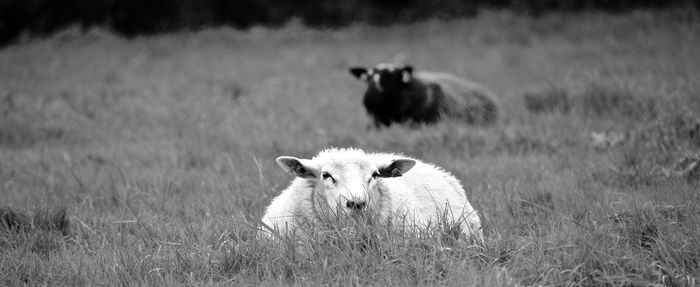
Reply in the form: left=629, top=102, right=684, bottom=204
left=261, top=147, right=482, bottom=239
left=375, top=63, right=399, bottom=70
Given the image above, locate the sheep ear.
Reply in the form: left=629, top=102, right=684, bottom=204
left=377, top=159, right=416, bottom=178
left=276, top=156, right=318, bottom=179
left=349, top=67, right=369, bottom=81
left=401, top=65, right=413, bottom=83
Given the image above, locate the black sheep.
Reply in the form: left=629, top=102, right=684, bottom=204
left=349, top=63, right=499, bottom=128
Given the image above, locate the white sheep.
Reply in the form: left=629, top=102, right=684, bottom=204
left=260, top=147, right=482, bottom=240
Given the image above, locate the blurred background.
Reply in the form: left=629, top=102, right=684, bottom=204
left=1, top=0, right=698, bottom=46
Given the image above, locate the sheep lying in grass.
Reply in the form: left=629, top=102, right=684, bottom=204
left=349, top=63, right=499, bottom=128
left=261, top=148, right=482, bottom=241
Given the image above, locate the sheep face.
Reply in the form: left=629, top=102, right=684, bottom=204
left=350, top=64, right=413, bottom=94
left=276, top=155, right=415, bottom=215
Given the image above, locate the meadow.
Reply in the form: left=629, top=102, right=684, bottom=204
left=1, top=8, right=699, bottom=286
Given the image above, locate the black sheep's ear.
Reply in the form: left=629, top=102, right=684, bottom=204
left=377, top=159, right=416, bottom=178
left=401, top=65, right=413, bottom=83
left=349, top=67, right=370, bottom=81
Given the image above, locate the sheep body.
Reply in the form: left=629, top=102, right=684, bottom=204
left=350, top=64, right=499, bottom=127
left=261, top=148, right=482, bottom=239
left=417, top=71, right=499, bottom=123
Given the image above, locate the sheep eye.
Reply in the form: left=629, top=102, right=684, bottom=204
left=322, top=172, right=333, bottom=181
left=371, top=171, right=380, bottom=179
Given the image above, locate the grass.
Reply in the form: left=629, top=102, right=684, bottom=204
left=1, top=8, right=700, bottom=286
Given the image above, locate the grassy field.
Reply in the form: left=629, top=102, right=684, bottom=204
left=1, top=8, right=700, bottom=286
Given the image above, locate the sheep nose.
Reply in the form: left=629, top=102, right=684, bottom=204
left=346, top=201, right=366, bottom=210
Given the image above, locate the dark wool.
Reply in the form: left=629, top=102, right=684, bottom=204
left=363, top=80, right=445, bottom=127
left=351, top=65, right=499, bottom=128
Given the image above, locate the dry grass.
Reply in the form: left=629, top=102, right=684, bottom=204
left=1, top=8, right=699, bottom=286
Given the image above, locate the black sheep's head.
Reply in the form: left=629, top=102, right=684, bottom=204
left=349, top=64, right=413, bottom=94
